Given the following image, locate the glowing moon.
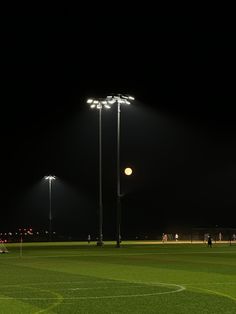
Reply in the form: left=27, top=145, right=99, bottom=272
left=124, top=167, right=133, bottom=176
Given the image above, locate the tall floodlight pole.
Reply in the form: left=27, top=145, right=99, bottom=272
left=87, top=98, right=111, bottom=246
left=45, top=175, right=56, bottom=240
left=107, top=95, right=135, bottom=248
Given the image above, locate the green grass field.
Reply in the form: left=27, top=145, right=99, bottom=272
left=0, top=241, right=236, bottom=313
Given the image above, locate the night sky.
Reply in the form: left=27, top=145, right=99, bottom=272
left=1, top=16, right=235, bottom=238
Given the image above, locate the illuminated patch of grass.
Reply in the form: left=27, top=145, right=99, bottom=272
left=0, top=242, right=236, bottom=313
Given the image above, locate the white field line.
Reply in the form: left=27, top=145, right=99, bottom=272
left=187, top=285, right=236, bottom=304
left=33, top=289, right=63, bottom=314
left=0, top=281, right=114, bottom=288
left=1, top=285, right=149, bottom=292
left=0, top=282, right=185, bottom=300
left=0, top=280, right=183, bottom=289
left=182, top=282, right=236, bottom=286
left=0, top=284, right=185, bottom=300
left=1, top=250, right=236, bottom=259
left=68, top=285, right=147, bottom=291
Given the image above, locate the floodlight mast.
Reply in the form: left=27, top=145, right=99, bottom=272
left=44, top=175, right=56, bottom=240
left=87, top=98, right=111, bottom=246
left=106, top=94, right=135, bottom=248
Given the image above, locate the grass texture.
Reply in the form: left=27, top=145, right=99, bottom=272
left=0, top=241, right=236, bottom=313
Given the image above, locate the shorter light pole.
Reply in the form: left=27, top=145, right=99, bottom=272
left=45, top=175, right=56, bottom=240
left=87, top=98, right=111, bottom=246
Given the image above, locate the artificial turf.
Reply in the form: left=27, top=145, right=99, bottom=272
left=0, top=241, right=236, bottom=313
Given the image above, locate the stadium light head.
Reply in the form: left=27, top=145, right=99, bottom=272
left=106, top=94, right=135, bottom=105
left=108, top=99, right=116, bottom=104
left=45, top=175, right=56, bottom=181
left=87, top=97, right=112, bottom=110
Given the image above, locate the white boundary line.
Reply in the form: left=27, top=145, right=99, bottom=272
left=1, top=250, right=236, bottom=259
left=0, top=281, right=114, bottom=288
left=0, top=282, right=185, bottom=300
left=68, top=285, right=148, bottom=291
left=183, top=282, right=236, bottom=286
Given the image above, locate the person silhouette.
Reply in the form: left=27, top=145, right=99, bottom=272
left=207, top=235, right=212, bottom=248
left=87, top=234, right=91, bottom=244
left=218, top=232, right=222, bottom=241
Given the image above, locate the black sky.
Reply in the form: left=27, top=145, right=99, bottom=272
left=0, top=15, right=235, bottom=238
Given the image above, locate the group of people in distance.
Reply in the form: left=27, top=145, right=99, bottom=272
left=86, top=232, right=236, bottom=245
left=162, top=233, right=179, bottom=242
left=207, top=232, right=236, bottom=246
left=161, top=233, right=213, bottom=248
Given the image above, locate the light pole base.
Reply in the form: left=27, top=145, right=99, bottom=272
left=97, top=241, right=104, bottom=247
